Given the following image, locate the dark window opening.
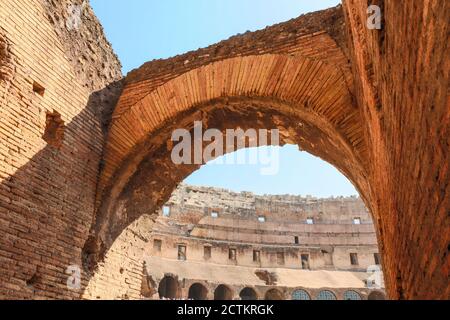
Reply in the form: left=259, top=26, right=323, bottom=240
left=214, top=284, right=233, bottom=300
left=265, top=288, right=284, bottom=300
left=350, top=253, right=359, bottom=265
left=204, top=246, right=211, bottom=260
left=301, top=254, right=310, bottom=270
left=229, top=248, right=236, bottom=261
left=42, top=111, right=65, bottom=149
left=253, top=250, right=260, bottom=263
left=153, top=239, right=162, bottom=252
left=177, top=245, right=186, bottom=261
left=368, top=291, right=386, bottom=300
left=188, top=283, right=208, bottom=300
left=240, top=287, right=258, bottom=300
left=294, top=236, right=299, bottom=244
left=374, top=253, right=381, bottom=265
left=158, top=276, right=178, bottom=299
left=33, top=81, right=45, bottom=96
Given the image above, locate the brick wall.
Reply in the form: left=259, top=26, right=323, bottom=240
left=0, top=0, right=447, bottom=300
left=342, top=0, right=449, bottom=299
left=0, top=0, right=121, bottom=299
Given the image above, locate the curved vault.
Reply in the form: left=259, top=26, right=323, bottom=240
left=83, top=53, right=371, bottom=269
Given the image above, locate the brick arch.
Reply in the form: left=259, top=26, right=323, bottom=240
left=83, top=53, right=372, bottom=268
left=82, top=1, right=449, bottom=302
left=98, top=54, right=365, bottom=201
left=101, top=52, right=364, bottom=186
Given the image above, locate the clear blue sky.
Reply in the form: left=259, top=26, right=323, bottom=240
left=91, top=0, right=358, bottom=197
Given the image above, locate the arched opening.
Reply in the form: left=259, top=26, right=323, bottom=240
left=265, top=288, right=284, bottom=300
left=368, top=291, right=386, bottom=300
left=76, top=37, right=386, bottom=304
left=292, top=289, right=311, bottom=300
left=88, top=53, right=369, bottom=267
left=158, top=276, right=178, bottom=299
left=240, top=287, right=258, bottom=300
left=188, top=283, right=208, bottom=300
left=82, top=53, right=383, bottom=302
left=343, top=290, right=361, bottom=300
left=214, top=284, right=233, bottom=300
left=316, top=290, right=337, bottom=300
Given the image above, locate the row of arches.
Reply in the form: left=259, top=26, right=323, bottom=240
left=157, top=276, right=385, bottom=300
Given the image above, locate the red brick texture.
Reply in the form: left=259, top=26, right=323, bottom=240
left=0, top=0, right=448, bottom=300
left=0, top=0, right=122, bottom=299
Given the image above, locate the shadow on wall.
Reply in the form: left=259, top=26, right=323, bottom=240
left=0, top=76, right=123, bottom=299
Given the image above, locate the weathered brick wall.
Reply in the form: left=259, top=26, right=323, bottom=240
left=82, top=214, right=154, bottom=300
left=342, top=0, right=449, bottom=299
left=89, top=0, right=449, bottom=301
left=0, top=0, right=121, bottom=299
left=0, top=0, right=447, bottom=301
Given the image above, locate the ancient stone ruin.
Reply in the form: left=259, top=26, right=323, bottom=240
left=139, top=184, right=386, bottom=300
left=0, top=0, right=448, bottom=300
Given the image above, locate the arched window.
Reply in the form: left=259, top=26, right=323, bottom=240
left=316, top=290, right=337, bottom=300
left=368, top=291, right=386, bottom=300
left=343, top=290, right=361, bottom=300
left=292, top=289, right=310, bottom=300
left=158, top=276, right=178, bottom=299
left=214, top=284, right=233, bottom=300
left=264, top=288, right=284, bottom=300
left=239, top=287, right=258, bottom=300
left=188, top=283, right=208, bottom=300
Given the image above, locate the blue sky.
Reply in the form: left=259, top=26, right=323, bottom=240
left=91, top=0, right=357, bottom=197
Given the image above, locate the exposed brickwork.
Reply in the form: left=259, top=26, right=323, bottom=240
left=0, top=0, right=447, bottom=300
left=0, top=0, right=121, bottom=299
left=90, top=1, right=448, bottom=301
left=342, top=0, right=449, bottom=299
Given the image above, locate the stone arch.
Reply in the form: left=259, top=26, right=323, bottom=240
left=84, top=53, right=370, bottom=270
left=239, top=287, right=258, bottom=300
left=368, top=291, right=386, bottom=300
left=343, top=290, right=362, bottom=300
left=158, top=275, right=178, bottom=299
left=292, top=289, right=311, bottom=300
left=316, top=290, right=337, bottom=300
left=188, top=283, right=208, bottom=300
left=265, top=288, right=284, bottom=300
left=214, top=284, right=233, bottom=300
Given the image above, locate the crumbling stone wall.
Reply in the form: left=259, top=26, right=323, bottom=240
left=0, top=0, right=122, bottom=299
left=151, top=184, right=380, bottom=270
